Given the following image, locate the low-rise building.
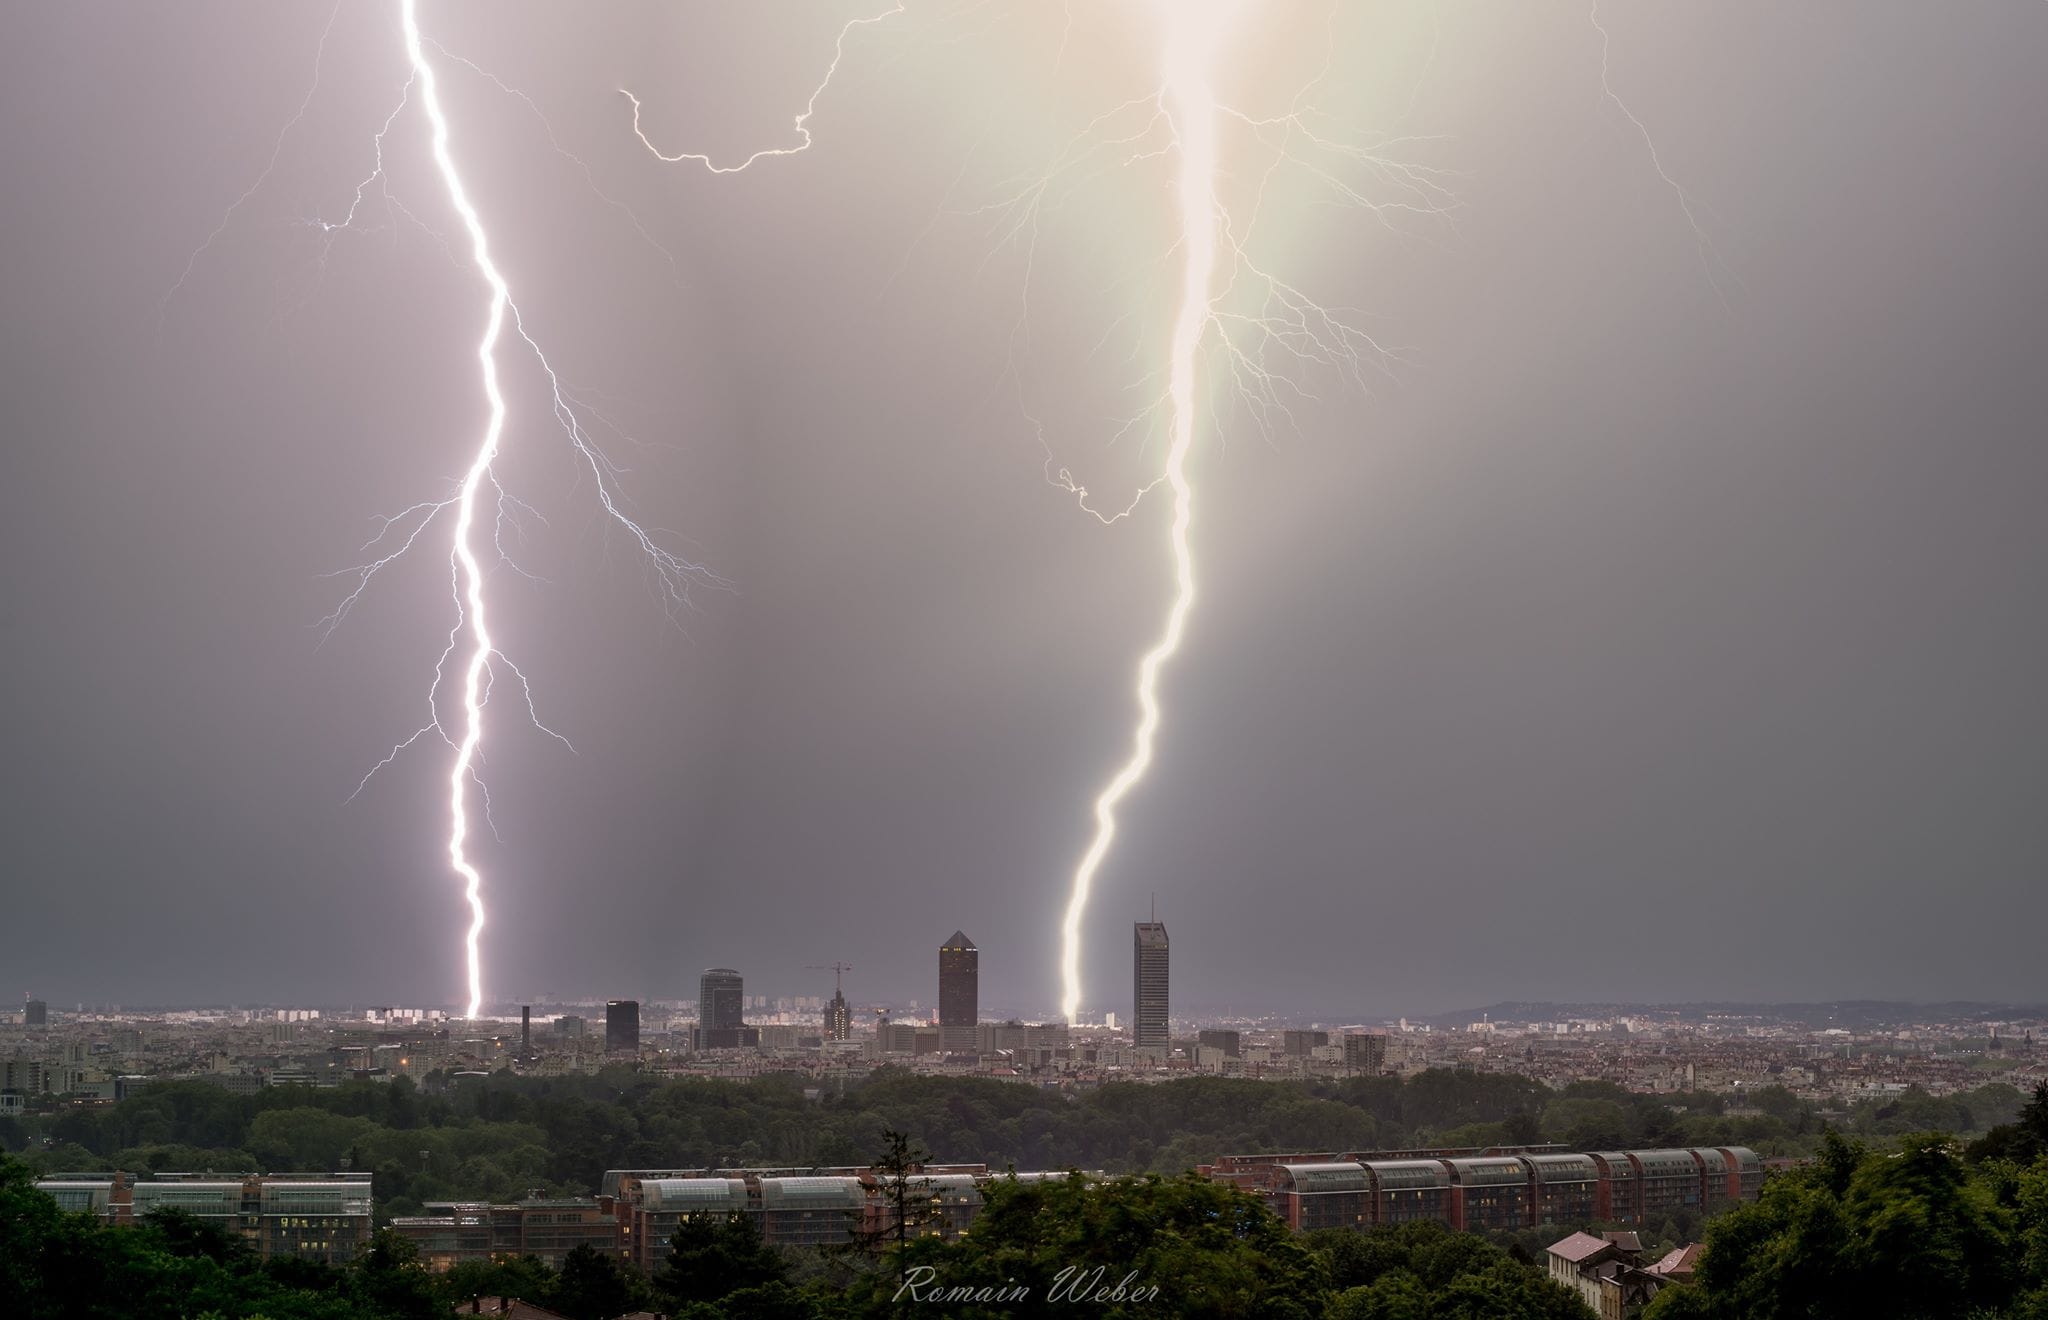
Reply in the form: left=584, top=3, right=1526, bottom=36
left=36, top=1171, right=372, bottom=1264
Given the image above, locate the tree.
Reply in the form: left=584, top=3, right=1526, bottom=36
left=867, top=1128, right=940, bottom=1265
left=347, top=1228, right=446, bottom=1320
left=545, top=1242, right=638, bottom=1320
left=1970, top=1082, right=2048, bottom=1167
left=1645, top=1131, right=2026, bottom=1320
left=657, top=1212, right=787, bottom=1309
left=848, top=1171, right=1328, bottom=1318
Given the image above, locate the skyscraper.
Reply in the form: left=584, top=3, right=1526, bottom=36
left=1133, top=922, right=1169, bottom=1049
left=23, top=998, right=47, bottom=1028
left=697, top=968, right=752, bottom=1049
left=826, top=989, right=851, bottom=1041
left=605, top=999, right=639, bottom=1055
left=938, top=932, right=978, bottom=1054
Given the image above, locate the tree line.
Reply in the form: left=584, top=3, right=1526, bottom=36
left=0, top=1147, right=1596, bottom=1319
left=10, top=1066, right=2009, bottom=1214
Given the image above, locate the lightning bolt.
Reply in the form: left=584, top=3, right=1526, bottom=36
left=1057, top=3, right=1227, bottom=1027
left=395, top=0, right=507, bottom=1023
left=622, top=1, right=904, bottom=172
left=1589, top=0, right=1736, bottom=305
left=1039, top=3, right=1453, bottom=1024
left=377, top=1, right=721, bottom=1017
left=168, top=2, right=723, bottom=1019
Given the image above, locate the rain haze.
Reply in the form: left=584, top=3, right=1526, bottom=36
left=3, top=2, right=2044, bottom=1019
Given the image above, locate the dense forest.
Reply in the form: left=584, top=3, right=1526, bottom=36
left=4, top=1066, right=2026, bottom=1215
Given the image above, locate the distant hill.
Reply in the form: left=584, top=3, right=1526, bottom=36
left=1419, top=1000, right=2048, bottom=1030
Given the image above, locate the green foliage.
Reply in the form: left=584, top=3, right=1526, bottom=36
left=1971, top=1083, right=2048, bottom=1168
left=659, top=1211, right=789, bottom=1307
left=0, top=1150, right=451, bottom=1320
left=1309, top=1221, right=1592, bottom=1319
left=850, top=1171, right=1328, bottom=1318
left=546, top=1241, right=645, bottom=1320
left=1644, top=1130, right=2047, bottom=1320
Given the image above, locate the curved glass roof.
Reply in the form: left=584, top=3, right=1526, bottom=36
left=759, top=1177, right=867, bottom=1208
left=1522, top=1155, right=1600, bottom=1181
left=1278, top=1162, right=1369, bottom=1193
left=1443, top=1158, right=1528, bottom=1187
left=1364, top=1160, right=1451, bottom=1190
left=1633, top=1150, right=1701, bottom=1176
left=1588, top=1152, right=1639, bottom=1178
left=641, top=1178, right=748, bottom=1211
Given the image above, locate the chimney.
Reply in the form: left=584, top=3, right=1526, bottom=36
left=520, top=1006, right=531, bottom=1054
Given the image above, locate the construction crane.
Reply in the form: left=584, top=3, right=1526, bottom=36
left=807, top=963, right=853, bottom=994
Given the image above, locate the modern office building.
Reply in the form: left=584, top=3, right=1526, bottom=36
left=23, top=998, right=47, bottom=1028
left=388, top=1197, right=622, bottom=1270
left=555, top=1014, right=586, bottom=1039
left=605, top=1000, right=640, bottom=1056
left=938, top=932, right=978, bottom=1054
left=826, top=989, right=852, bottom=1042
left=36, top=1172, right=372, bottom=1263
left=1133, top=922, right=1169, bottom=1049
left=696, top=968, right=756, bottom=1049
left=1198, top=1029, right=1242, bottom=1058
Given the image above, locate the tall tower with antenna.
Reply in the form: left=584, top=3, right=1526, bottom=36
left=1133, top=903, right=1169, bottom=1050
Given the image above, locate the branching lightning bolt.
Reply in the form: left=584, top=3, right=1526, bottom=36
left=1043, top=3, right=1454, bottom=1024
left=622, top=1, right=904, bottom=172
left=172, top=1, right=722, bottom=1019
left=1057, top=4, right=1225, bottom=1027
left=1589, top=0, right=1737, bottom=306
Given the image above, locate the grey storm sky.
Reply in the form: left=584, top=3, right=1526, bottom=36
left=2, top=2, right=2044, bottom=1018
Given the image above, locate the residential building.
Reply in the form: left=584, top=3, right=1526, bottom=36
left=1344, top=1032, right=1387, bottom=1074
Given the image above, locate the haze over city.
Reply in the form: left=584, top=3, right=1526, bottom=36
left=4, top=1, right=2045, bottom=1018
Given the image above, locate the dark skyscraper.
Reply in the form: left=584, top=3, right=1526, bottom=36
left=938, top=932, right=978, bottom=1054
left=697, top=968, right=750, bottom=1049
left=23, top=998, right=47, bottom=1028
left=605, top=999, right=639, bottom=1055
left=1133, top=922, right=1169, bottom=1050
left=826, top=989, right=851, bottom=1042
left=519, top=1005, right=532, bottom=1058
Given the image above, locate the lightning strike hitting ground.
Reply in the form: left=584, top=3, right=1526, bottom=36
left=370, top=1, right=719, bottom=1017
left=1057, top=3, right=1228, bottom=1027
left=397, top=0, right=507, bottom=1023
left=1038, top=4, right=1453, bottom=1023
left=172, top=1, right=721, bottom=1018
